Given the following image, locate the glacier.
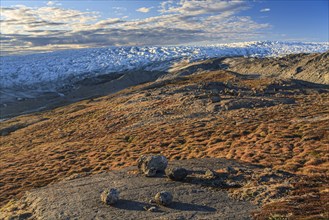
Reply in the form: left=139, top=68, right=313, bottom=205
left=1, top=41, right=329, bottom=92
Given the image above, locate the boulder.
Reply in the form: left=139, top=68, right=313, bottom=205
left=155, top=191, right=173, bottom=206
left=165, top=167, right=188, bottom=181
left=137, top=155, right=168, bottom=177
left=101, top=188, right=119, bottom=205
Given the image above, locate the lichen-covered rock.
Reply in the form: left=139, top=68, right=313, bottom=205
left=165, top=167, right=188, bottom=181
left=101, top=188, right=119, bottom=205
left=137, top=155, right=168, bottom=177
left=155, top=191, right=173, bottom=206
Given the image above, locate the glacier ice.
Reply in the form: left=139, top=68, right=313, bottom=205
left=1, top=41, right=328, bottom=92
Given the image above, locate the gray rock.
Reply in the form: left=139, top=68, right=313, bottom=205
left=210, top=96, right=221, bottom=103
left=205, top=169, right=218, bottom=178
left=225, top=181, right=241, bottom=188
left=6, top=212, right=32, bottom=220
left=165, top=167, right=188, bottom=181
left=101, top=188, right=119, bottom=205
left=137, top=155, right=168, bottom=177
left=155, top=191, right=173, bottom=206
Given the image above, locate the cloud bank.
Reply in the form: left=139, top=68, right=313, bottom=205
left=0, top=0, right=270, bottom=55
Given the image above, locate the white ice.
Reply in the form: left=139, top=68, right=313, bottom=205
left=1, top=41, right=328, bottom=92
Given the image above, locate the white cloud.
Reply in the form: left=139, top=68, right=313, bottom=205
left=136, top=7, right=152, bottom=13
left=46, top=1, right=61, bottom=6
left=160, top=0, right=247, bottom=15
left=0, top=5, right=99, bottom=35
left=0, top=1, right=271, bottom=55
left=260, top=8, right=270, bottom=12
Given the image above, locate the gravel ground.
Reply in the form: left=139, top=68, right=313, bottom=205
left=2, top=158, right=259, bottom=220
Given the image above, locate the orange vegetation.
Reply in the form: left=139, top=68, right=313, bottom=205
left=1, top=70, right=328, bottom=216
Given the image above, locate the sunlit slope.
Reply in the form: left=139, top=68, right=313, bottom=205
left=1, top=63, right=328, bottom=207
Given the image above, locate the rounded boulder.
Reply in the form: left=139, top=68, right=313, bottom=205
left=137, top=155, right=168, bottom=177
left=155, top=191, right=173, bottom=206
left=101, top=188, right=119, bottom=205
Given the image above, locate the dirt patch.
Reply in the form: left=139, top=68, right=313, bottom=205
left=1, top=158, right=258, bottom=220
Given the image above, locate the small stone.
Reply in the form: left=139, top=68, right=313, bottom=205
left=226, top=166, right=238, bottom=175
left=6, top=212, right=32, bottom=220
left=148, top=206, right=158, bottom=212
left=143, top=206, right=158, bottom=212
left=225, top=181, right=241, bottom=188
left=137, top=155, right=168, bottom=177
left=210, top=96, right=221, bottom=103
left=205, top=169, right=218, bottom=178
left=101, top=188, right=119, bottom=205
left=155, top=191, right=173, bottom=206
left=165, top=167, right=188, bottom=181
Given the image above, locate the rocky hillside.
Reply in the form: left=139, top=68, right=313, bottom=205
left=224, top=51, right=329, bottom=84
left=1, top=53, right=329, bottom=219
left=1, top=51, right=329, bottom=119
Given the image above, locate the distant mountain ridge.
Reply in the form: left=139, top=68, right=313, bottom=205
left=225, top=51, right=329, bottom=85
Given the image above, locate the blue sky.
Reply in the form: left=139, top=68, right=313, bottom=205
left=1, top=0, right=328, bottom=55
left=245, top=0, right=329, bottom=42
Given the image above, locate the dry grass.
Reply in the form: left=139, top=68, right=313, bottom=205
left=254, top=176, right=329, bottom=219
left=1, top=70, right=328, bottom=219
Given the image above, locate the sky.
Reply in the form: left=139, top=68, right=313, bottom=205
left=0, top=0, right=328, bottom=55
